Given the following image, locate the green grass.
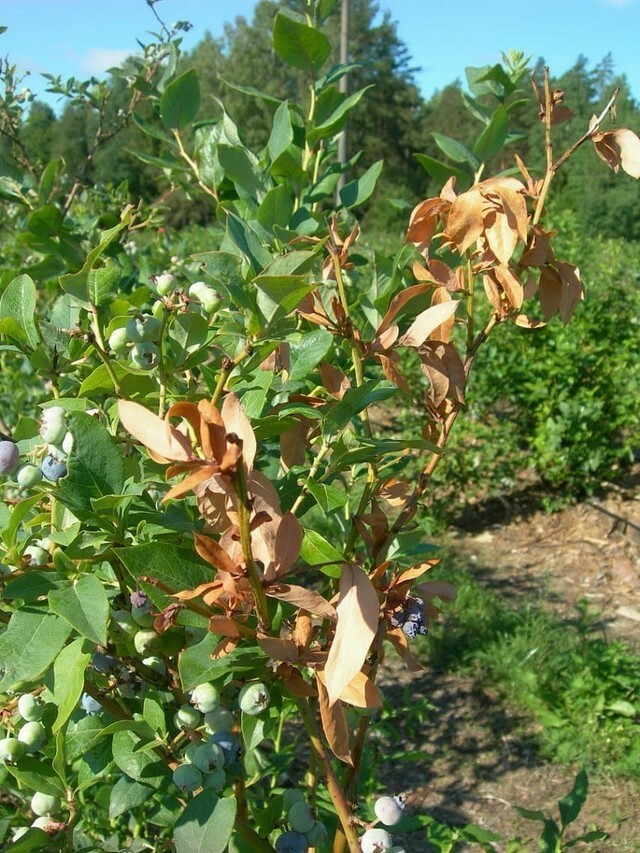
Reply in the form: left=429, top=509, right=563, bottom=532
left=421, top=556, right=640, bottom=782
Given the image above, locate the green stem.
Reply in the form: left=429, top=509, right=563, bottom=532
left=233, top=460, right=270, bottom=631
left=90, top=308, right=122, bottom=396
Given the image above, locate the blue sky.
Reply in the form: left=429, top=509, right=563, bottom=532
left=1, top=0, right=639, bottom=108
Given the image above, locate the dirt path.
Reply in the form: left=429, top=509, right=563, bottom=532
left=377, top=483, right=640, bottom=851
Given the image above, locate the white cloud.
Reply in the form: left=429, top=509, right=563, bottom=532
left=80, top=48, right=132, bottom=75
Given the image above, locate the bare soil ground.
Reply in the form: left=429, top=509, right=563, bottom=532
left=378, top=478, right=640, bottom=851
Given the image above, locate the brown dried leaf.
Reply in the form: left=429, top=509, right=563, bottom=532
left=514, top=314, right=547, bottom=329
left=265, top=583, right=337, bottom=621
left=162, top=465, right=218, bottom=503
left=320, top=362, right=351, bottom=400
left=539, top=265, right=563, bottom=320
left=316, top=675, right=353, bottom=765
left=317, top=668, right=382, bottom=709
left=555, top=261, right=584, bottom=324
left=257, top=634, right=299, bottom=662
left=484, top=209, right=519, bottom=265
left=294, top=612, right=313, bottom=652
left=273, top=512, right=303, bottom=577
left=446, top=188, right=484, bottom=255
left=221, top=393, right=257, bottom=470
left=395, top=559, right=439, bottom=586
left=280, top=417, right=312, bottom=468
left=277, top=664, right=317, bottom=697
left=385, top=626, right=424, bottom=671
left=416, top=580, right=457, bottom=603
left=194, top=533, right=240, bottom=575
left=197, top=399, right=226, bottom=462
left=376, top=284, right=432, bottom=336
left=405, top=197, right=449, bottom=256
left=428, top=287, right=455, bottom=343
left=208, top=615, right=243, bottom=638
left=397, top=300, right=460, bottom=348
left=520, top=227, right=555, bottom=267
left=592, top=128, right=640, bottom=178
left=118, top=400, right=192, bottom=461
left=378, top=353, right=411, bottom=394
left=493, top=265, right=524, bottom=310
left=419, top=341, right=466, bottom=406
left=323, top=565, right=379, bottom=706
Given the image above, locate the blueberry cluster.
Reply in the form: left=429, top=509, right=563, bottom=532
left=0, top=692, right=66, bottom=838
left=275, top=789, right=327, bottom=852
left=108, top=313, right=163, bottom=370
left=389, top=596, right=429, bottom=640
left=0, top=405, right=70, bottom=488
left=171, top=680, right=245, bottom=795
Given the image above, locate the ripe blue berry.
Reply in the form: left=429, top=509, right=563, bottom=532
left=374, top=795, right=405, bottom=826
left=0, top=441, right=19, bottom=475
left=210, top=730, right=241, bottom=765
left=81, top=693, right=103, bottom=715
left=275, top=831, right=308, bottom=853
left=360, top=828, right=393, bottom=853
left=41, top=455, right=67, bottom=482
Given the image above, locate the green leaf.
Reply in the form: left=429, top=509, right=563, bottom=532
left=225, top=209, right=271, bottom=274
left=179, top=636, right=265, bottom=691
left=160, top=69, right=201, bottom=129
left=219, top=78, right=282, bottom=108
left=241, top=714, right=265, bottom=753
left=49, top=575, right=109, bottom=646
left=0, top=608, right=71, bottom=692
left=0, top=274, right=40, bottom=349
left=414, top=153, right=470, bottom=186
left=174, top=792, right=237, bottom=853
left=606, top=699, right=637, bottom=717
left=306, top=480, right=347, bottom=513
left=254, top=274, right=316, bottom=323
left=1, top=828, right=48, bottom=851
left=268, top=101, right=294, bottom=163
left=465, top=65, right=502, bottom=98
left=257, top=185, right=294, bottom=233
left=324, top=381, right=396, bottom=435
left=87, top=258, right=121, bottom=308
left=50, top=638, right=91, bottom=732
left=300, top=529, right=345, bottom=568
left=514, top=807, right=547, bottom=823
left=289, top=328, right=333, bottom=381
left=117, top=543, right=213, bottom=600
left=56, top=411, right=125, bottom=514
left=143, top=695, right=168, bottom=736
left=109, top=776, right=154, bottom=818
left=339, top=159, right=383, bottom=208
left=473, top=105, right=509, bottom=162
left=111, top=730, right=168, bottom=785
left=3, top=571, right=65, bottom=600
left=273, top=12, right=331, bottom=73
left=565, top=830, right=608, bottom=846
left=6, top=758, right=66, bottom=796
left=558, top=769, right=588, bottom=828
left=2, top=493, right=40, bottom=548
left=307, top=86, right=372, bottom=145
left=217, top=144, right=267, bottom=198
left=58, top=209, right=132, bottom=307
left=432, top=133, right=480, bottom=170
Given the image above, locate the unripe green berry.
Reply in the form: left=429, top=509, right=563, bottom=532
left=174, top=705, right=201, bottom=730
left=203, top=706, right=235, bottom=734
left=192, top=741, right=225, bottom=773
left=17, top=693, right=43, bottom=722
left=188, top=281, right=222, bottom=314
left=17, top=464, right=43, bottom=488
left=142, top=655, right=166, bottom=676
left=202, top=767, right=226, bottom=791
left=0, top=736, right=26, bottom=764
left=23, top=545, right=48, bottom=566
left=17, top=721, right=46, bottom=753
left=133, top=629, right=160, bottom=655
left=31, top=815, right=57, bottom=832
left=172, top=763, right=202, bottom=793
left=152, top=273, right=176, bottom=296
left=305, top=820, right=328, bottom=846
left=108, top=326, right=130, bottom=355
left=238, top=681, right=270, bottom=716
left=39, top=407, right=66, bottom=446
left=282, top=788, right=306, bottom=811
left=126, top=315, right=161, bottom=342
left=111, top=609, right=138, bottom=639
left=130, top=342, right=160, bottom=370
left=31, top=792, right=61, bottom=817
left=288, top=801, right=315, bottom=834
left=190, top=682, right=220, bottom=713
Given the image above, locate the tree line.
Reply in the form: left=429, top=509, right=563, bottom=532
left=4, top=0, right=640, bottom=238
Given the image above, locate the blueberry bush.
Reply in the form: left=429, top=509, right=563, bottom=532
left=0, top=3, right=637, bottom=850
